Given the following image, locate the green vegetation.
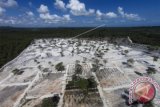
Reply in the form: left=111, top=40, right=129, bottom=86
left=127, top=58, right=134, bottom=63
left=134, top=71, right=143, bottom=76
left=41, top=95, right=60, bottom=107
left=143, top=101, right=154, bottom=107
left=146, top=67, right=156, bottom=74
left=66, top=75, right=97, bottom=101
left=91, top=58, right=100, bottom=72
left=124, top=50, right=129, bottom=54
left=12, top=68, right=24, bottom=75
left=75, top=63, right=83, bottom=75
left=55, top=62, right=65, bottom=71
left=127, top=58, right=135, bottom=67
left=0, top=27, right=160, bottom=68
left=66, top=75, right=97, bottom=90
left=76, top=78, right=89, bottom=92
left=153, top=56, right=159, bottom=62
left=147, top=46, right=159, bottom=52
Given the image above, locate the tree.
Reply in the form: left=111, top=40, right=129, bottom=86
left=75, top=78, right=89, bottom=101
left=55, top=62, right=65, bottom=72
left=41, top=95, right=60, bottom=107
left=146, top=67, right=156, bottom=75
left=12, top=69, right=24, bottom=75
left=71, top=49, right=74, bottom=56
left=134, top=71, right=143, bottom=76
left=87, top=77, right=97, bottom=88
left=124, top=50, right=129, bottom=54
left=153, top=56, right=159, bottom=62
left=60, top=45, right=64, bottom=57
left=91, top=58, right=100, bottom=72
left=147, top=46, right=158, bottom=52
left=127, top=58, right=135, bottom=67
left=75, top=63, right=83, bottom=75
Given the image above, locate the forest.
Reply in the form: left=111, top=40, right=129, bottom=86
left=0, top=26, right=160, bottom=68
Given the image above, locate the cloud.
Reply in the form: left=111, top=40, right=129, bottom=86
left=96, top=10, right=103, bottom=17
left=118, top=7, right=125, bottom=17
left=66, top=0, right=95, bottom=16
left=26, top=11, right=34, bottom=17
left=0, top=16, right=21, bottom=25
left=37, top=4, right=49, bottom=14
left=63, top=14, right=71, bottom=21
left=118, top=6, right=142, bottom=21
left=0, top=15, right=40, bottom=26
left=39, top=13, right=71, bottom=23
left=54, top=0, right=66, bottom=10
left=0, top=0, right=18, bottom=8
left=106, top=12, right=117, bottom=18
left=38, top=4, right=72, bottom=23
left=96, top=10, right=117, bottom=20
left=0, top=7, right=5, bottom=16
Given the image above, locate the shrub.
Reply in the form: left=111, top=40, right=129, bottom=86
left=124, top=50, right=129, bottom=54
left=41, top=95, right=60, bottom=107
left=55, top=62, right=65, bottom=71
left=75, top=64, right=83, bottom=74
left=134, top=71, right=143, bottom=76
left=146, top=67, right=156, bottom=74
left=12, top=69, right=24, bottom=75
left=153, top=56, right=159, bottom=62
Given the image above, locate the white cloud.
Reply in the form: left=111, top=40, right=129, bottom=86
left=0, top=15, right=40, bottom=26
left=118, top=7, right=125, bottom=17
left=66, top=0, right=95, bottom=16
left=96, top=10, right=103, bottom=17
left=0, top=0, right=17, bottom=17
left=37, top=4, right=49, bottom=14
left=0, top=7, right=5, bottom=16
left=118, top=6, right=142, bottom=21
left=106, top=12, right=117, bottom=18
left=26, top=11, right=34, bottom=17
left=38, top=4, right=72, bottom=23
left=63, top=14, right=71, bottom=21
left=0, top=0, right=18, bottom=8
left=0, top=17, right=20, bottom=25
left=54, top=0, right=66, bottom=10
left=40, top=13, right=71, bottom=23
left=96, top=10, right=117, bottom=20
left=88, top=9, right=95, bottom=15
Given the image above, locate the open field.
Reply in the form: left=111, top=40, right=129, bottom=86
left=103, top=88, right=128, bottom=107
left=96, top=68, right=131, bottom=88
left=27, top=73, right=64, bottom=99
left=0, top=85, right=27, bottom=107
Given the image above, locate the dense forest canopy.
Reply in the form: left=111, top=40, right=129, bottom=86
left=0, top=26, right=160, bottom=68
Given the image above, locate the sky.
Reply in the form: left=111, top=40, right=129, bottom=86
left=0, top=0, right=160, bottom=27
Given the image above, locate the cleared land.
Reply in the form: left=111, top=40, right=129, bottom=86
left=0, top=38, right=159, bottom=107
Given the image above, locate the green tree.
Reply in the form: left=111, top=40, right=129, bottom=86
left=146, top=67, right=156, bottom=75
left=41, top=96, right=60, bottom=107
left=153, top=56, right=159, bottom=62
left=55, top=62, right=65, bottom=72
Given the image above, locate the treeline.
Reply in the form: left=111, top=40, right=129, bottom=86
left=0, top=26, right=160, bottom=68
